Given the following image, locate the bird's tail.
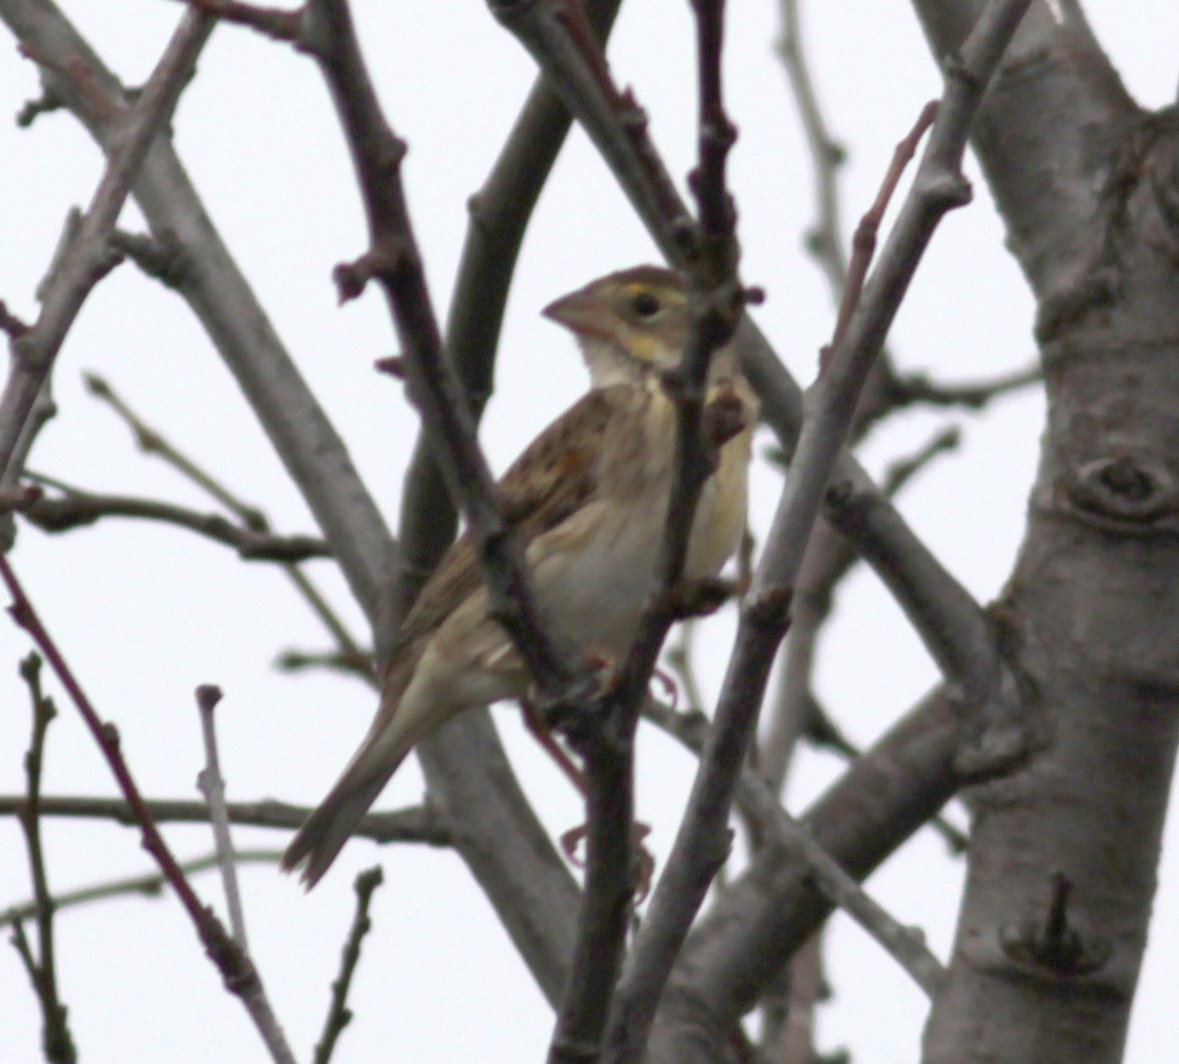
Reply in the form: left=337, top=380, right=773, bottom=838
left=282, top=691, right=418, bottom=889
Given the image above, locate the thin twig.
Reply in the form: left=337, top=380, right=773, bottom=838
left=274, top=646, right=375, bottom=680
left=14, top=652, right=77, bottom=1064
left=825, top=102, right=939, bottom=359
left=80, top=373, right=364, bottom=658
left=196, top=685, right=249, bottom=949
left=0, top=9, right=214, bottom=483
left=312, top=866, right=384, bottom=1064
left=775, top=0, right=848, bottom=300
left=2, top=850, right=286, bottom=929
left=887, top=361, right=1042, bottom=409
left=22, top=484, right=332, bottom=561
left=0, top=794, right=453, bottom=846
left=83, top=373, right=265, bottom=527
left=0, top=556, right=297, bottom=1064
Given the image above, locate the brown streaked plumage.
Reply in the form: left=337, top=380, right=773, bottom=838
left=283, top=266, right=757, bottom=887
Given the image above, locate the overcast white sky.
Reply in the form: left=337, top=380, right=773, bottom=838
left=1, top=2, right=1177, bottom=1061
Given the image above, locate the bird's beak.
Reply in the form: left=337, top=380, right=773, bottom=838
left=542, top=285, right=613, bottom=341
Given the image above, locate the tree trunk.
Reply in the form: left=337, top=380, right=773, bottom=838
left=916, top=3, right=1179, bottom=1060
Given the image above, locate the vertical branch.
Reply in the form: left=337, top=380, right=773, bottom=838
left=14, top=652, right=76, bottom=1064
left=312, top=867, right=384, bottom=1064
left=775, top=0, right=849, bottom=299
left=195, top=685, right=249, bottom=949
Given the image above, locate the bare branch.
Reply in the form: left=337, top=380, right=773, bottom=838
left=887, top=361, right=1042, bottom=409
left=0, top=794, right=452, bottom=846
left=83, top=372, right=264, bottom=526
left=826, top=101, right=940, bottom=359
left=312, top=866, right=384, bottom=1064
left=22, top=484, right=331, bottom=561
left=774, top=0, right=848, bottom=300
left=13, top=652, right=76, bottom=1064
left=2, top=850, right=286, bottom=929
left=180, top=0, right=301, bottom=40
left=195, top=685, right=249, bottom=949
left=0, top=9, right=213, bottom=483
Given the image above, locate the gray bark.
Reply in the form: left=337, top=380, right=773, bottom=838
left=915, top=3, right=1179, bottom=1061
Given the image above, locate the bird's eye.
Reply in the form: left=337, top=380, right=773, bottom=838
left=631, top=291, right=661, bottom=318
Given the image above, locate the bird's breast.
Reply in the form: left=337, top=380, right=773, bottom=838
left=685, top=418, right=752, bottom=579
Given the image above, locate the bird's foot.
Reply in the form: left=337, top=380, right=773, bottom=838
left=560, top=820, right=656, bottom=902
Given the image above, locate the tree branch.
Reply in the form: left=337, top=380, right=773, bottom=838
left=2, top=850, right=287, bottom=929
left=642, top=695, right=947, bottom=998
left=13, top=652, right=76, bottom=1064
left=195, top=685, right=249, bottom=948
left=22, top=485, right=332, bottom=562
left=312, top=866, right=384, bottom=1064
left=0, top=8, right=213, bottom=483
left=0, top=793, right=452, bottom=845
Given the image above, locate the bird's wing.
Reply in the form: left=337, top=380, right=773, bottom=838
left=387, top=385, right=633, bottom=657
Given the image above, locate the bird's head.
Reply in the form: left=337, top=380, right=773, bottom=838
left=543, top=265, right=697, bottom=387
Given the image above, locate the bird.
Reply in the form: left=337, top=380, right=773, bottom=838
left=282, top=265, right=758, bottom=887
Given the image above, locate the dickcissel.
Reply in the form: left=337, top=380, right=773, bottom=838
left=283, top=265, right=757, bottom=886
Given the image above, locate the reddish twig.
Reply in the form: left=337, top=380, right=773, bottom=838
left=825, top=100, right=938, bottom=365
left=0, top=556, right=296, bottom=1064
